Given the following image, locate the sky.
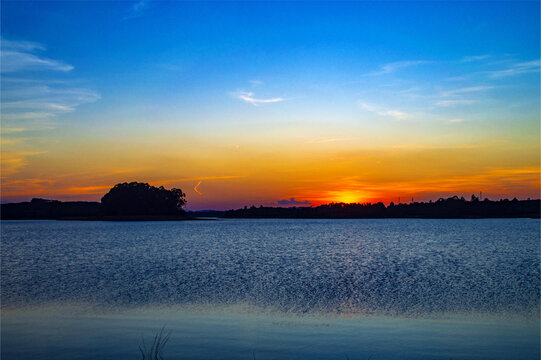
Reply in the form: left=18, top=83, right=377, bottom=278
left=1, top=1, right=540, bottom=210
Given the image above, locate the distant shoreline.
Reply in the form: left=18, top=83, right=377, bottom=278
left=1, top=196, right=539, bottom=220
left=223, top=197, right=540, bottom=219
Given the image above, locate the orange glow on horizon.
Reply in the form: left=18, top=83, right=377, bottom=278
left=1, top=135, right=539, bottom=210
left=319, top=190, right=372, bottom=204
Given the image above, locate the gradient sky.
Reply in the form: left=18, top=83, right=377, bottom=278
left=1, top=1, right=540, bottom=210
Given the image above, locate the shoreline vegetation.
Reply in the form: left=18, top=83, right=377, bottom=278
left=224, top=196, right=540, bottom=219
left=0, top=181, right=539, bottom=220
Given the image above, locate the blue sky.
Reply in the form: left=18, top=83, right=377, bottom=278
left=1, top=1, right=540, bottom=208
left=3, top=1, right=539, bottom=108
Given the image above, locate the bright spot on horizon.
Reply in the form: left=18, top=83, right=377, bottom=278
left=325, top=190, right=368, bottom=204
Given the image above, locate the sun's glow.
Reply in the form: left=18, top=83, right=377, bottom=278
left=322, top=190, right=371, bottom=204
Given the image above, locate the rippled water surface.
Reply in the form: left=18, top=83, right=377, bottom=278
left=2, top=219, right=540, bottom=359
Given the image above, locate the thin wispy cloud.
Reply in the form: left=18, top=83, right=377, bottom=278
left=380, top=110, right=409, bottom=120
left=249, top=80, right=263, bottom=87
left=1, top=38, right=99, bottom=176
left=233, top=90, right=285, bottom=106
left=2, top=112, right=55, bottom=121
left=1, top=39, right=45, bottom=52
left=444, top=75, right=469, bottom=82
left=440, top=86, right=493, bottom=97
left=447, top=118, right=466, bottom=124
left=67, top=185, right=112, bottom=194
left=365, top=60, right=429, bottom=76
left=461, top=54, right=490, bottom=63
left=436, top=99, right=476, bottom=107
left=358, top=102, right=409, bottom=120
left=358, top=102, right=377, bottom=112
left=398, top=87, right=421, bottom=95
left=1, top=151, right=47, bottom=178
left=1, top=39, right=74, bottom=73
left=488, top=59, right=540, bottom=78
left=435, top=86, right=492, bottom=107
left=159, top=175, right=244, bottom=184
left=1, top=127, right=26, bottom=134
left=2, top=86, right=100, bottom=120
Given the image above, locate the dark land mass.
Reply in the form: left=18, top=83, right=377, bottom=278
left=0, top=198, right=196, bottom=221
left=1, top=182, right=192, bottom=221
left=1, top=198, right=102, bottom=220
left=0, top=199, right=220, bottom=221
left=225, top=196, right=540, bottom=219
left=2, top=190, right=539, bottom=220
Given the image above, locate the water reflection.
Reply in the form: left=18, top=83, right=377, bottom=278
left=2, top=305, right=539, bottom=360
left=2, top=219, right=539, bottom=317
left=1, top=219, right=540, bottom=359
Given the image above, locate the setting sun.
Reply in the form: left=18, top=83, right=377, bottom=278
left=322, top=190, right=371, bottom=204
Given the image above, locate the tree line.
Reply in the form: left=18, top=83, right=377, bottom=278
left=1, top=184, right=539, bottom=219
left=1, top=182, right=187, bottom=220
left=224, top=195, right=540, bottom=219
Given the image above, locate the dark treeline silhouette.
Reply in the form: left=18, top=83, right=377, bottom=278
left=224, top=195, right=540, bottom=219
left=1, top=198, right=101, bottom=220
left=2, top=189, right=539, bottom=220
left=1, top=182, right=188, bottom=220
left=102, top=182, right=186, bottom=216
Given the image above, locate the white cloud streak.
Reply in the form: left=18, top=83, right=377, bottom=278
left=378, top=109, right=409, bottom=120
left=436, top=86, right=492, bottom=107
left=1, top=38, right=100, bottom=137
left=249, top=80, right=263, bottom=87
left=440, top=86, right=494, bottom=97
left=358, top=102, right=409, bottom=120
left=233, top=90, right=284, bottom=106
left=488, top=59, right=540, bottom=78
left=461, top=54, right=490, bottom=63
left=1, top=39, right=45, bottom=52
left=1, top=39, right=74, bottom=73
left=2, top=86, right=100, bottom=117
left=366, top=60, right=429, bottom=76
left=436, top=99, right=476, bottom=107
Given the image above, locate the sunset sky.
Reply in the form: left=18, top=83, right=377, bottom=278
left=1, top=1, right=539, bottom=210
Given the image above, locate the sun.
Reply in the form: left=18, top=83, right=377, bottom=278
left=324, top=190, right=368, bottom=204
left=335, top=191, right=362, bottom=204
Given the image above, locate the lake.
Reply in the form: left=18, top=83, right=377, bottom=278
left=1, top=219, right=539, bottom=359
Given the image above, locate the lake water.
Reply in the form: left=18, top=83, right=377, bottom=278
left=1, top=219, right=539, bottom=359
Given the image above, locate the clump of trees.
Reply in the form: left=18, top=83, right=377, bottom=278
left=101, top=182, right=186, bottom=216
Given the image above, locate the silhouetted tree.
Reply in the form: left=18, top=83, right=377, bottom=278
left=101, top=182, right=186, bottom=216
